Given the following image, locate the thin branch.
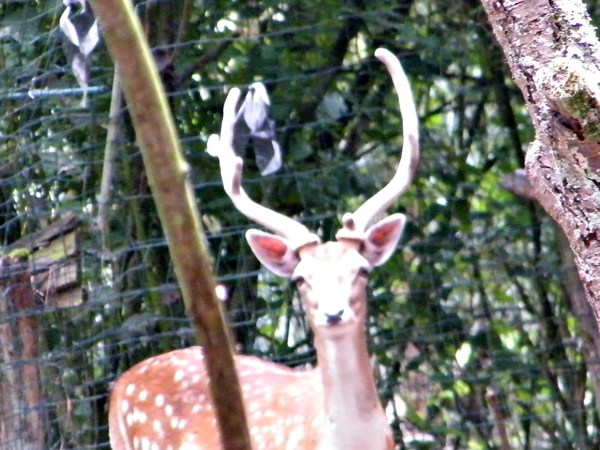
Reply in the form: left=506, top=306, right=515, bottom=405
left=88, top=1, right=252, bottom=449
left=97, top=69, right=122, bottom=243
left=295, top=15, right=364, bottom=125
left=176, top=33, right=241, bottom=89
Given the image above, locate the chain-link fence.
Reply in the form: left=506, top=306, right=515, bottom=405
left=1, top=1, right=599, bottom=448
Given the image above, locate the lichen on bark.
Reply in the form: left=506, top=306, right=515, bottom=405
left=480, top=0, right=600, bottom=323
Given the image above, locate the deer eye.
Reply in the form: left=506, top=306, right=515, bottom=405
left=291, top=275, right=305, bottom=288
left=357, top=267, right=370, bottom=278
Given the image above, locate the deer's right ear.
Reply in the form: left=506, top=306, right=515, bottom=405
left=246, top=229, right=300, bottom=277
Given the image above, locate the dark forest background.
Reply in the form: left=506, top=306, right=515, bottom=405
left=2, top=1, right=600, bottom=448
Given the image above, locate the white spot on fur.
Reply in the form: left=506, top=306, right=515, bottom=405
left=125, top=383, right=135, bottom=396
left=285, top=426, right=304, bottom=450
left=153, top=419, right=164, bottom=438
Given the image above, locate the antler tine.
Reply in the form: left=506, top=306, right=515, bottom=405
left=207, top=88, right=320, bottom=250
left=336, top=48, right=419, bottom=241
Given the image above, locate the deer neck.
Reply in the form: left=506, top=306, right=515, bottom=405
left=314, top=326, right=389, bottom=450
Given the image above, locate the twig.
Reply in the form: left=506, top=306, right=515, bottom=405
left=97, top=69, right=122, bottom=244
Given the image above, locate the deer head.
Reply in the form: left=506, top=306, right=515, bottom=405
left=207, top=47, right=418, bottom=338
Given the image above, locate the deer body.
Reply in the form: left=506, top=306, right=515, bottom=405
left=109, top=349, right=323, bottom=449
left=109, top=48, right=418, bottom=449
left=109, top=242, right=395, bottom=450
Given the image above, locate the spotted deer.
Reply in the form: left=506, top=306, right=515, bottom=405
left=108, top=48, right=419, bottom=450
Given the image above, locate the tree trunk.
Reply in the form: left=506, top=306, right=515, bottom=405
left=0, top=256, right=45, bottom=450
left=480, top=0, right=600, bottom=322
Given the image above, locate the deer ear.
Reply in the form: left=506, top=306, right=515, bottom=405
left=246, top=229, right=300, bottom=277
left=361, top=213, right=406, bottom=267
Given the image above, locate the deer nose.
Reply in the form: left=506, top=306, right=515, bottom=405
left=325, top=310, right=344, bottom=325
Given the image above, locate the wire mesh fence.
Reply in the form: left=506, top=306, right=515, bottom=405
left=1, top=0, right=600, bottom=449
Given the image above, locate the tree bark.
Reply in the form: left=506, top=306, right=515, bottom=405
left=502, top=169, right=600, bottom=416
left=480, top=0, right=600, bottom=321
left=0, top=256, right=44, bottom=450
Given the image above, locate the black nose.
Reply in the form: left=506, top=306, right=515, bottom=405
left=325, top=310, right=344, bottom=325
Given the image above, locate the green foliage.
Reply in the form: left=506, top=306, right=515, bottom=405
left=1, top=0, right=600, bottom=448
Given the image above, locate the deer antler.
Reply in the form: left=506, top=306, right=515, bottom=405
left=207, top=88, right=320, bottom=250
left=336, top=48, right=419, bottom=241
left=209, top=48, right=417, bottom=247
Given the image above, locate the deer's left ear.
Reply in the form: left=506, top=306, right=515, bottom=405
left=361, top=213, right=406, bottom=267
